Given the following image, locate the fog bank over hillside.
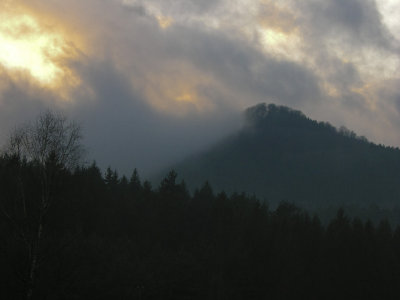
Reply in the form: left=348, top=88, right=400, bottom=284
left=169, top=103, right=400, bottom=213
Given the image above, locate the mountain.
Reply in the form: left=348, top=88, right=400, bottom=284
left=170, top=103, right=400, bottom=212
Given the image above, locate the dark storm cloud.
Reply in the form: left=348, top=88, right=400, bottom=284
left=123, top=0, right=221, bottom=15
left=300, top=0, right=396, bottom=49
left=123, top=3, right=147, bottom=16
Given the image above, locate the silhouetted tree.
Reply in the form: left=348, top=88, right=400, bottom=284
left=104, top=167, right=119, bottom=188
left=129, top=168, right=142, bottom=195
left=1, top=110, right=83, bottom=300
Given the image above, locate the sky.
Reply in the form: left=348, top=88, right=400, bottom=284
left=0, top=0, right=399, bottom=177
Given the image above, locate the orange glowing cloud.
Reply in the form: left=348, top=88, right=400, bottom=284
left=0, top=1, right=85, bottom=98
left=139, top=62, right=216, bottom=115
left=256, top=1, right=303, bottom=60
left=156, top=15, right=174, bottom=29
left=258, top=0, right=298, bottom=34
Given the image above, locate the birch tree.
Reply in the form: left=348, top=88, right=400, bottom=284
left=1, top=110, right=83, bottom=300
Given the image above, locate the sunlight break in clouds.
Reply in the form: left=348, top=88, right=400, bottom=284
left=377, top=0, right=400, bottom=40
left=0, top=2, right=83, bottom=94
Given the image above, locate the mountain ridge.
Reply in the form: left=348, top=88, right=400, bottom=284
left=167, top=103, right=400, bottom=211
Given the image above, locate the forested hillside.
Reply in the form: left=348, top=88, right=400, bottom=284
left=2, top=159, right=400, bottom=299
left=172, top=103, right=400, bottom=215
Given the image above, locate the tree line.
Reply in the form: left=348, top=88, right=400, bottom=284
left=1, top=111, right=400, bottom=299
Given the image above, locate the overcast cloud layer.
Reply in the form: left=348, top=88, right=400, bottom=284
left=0, top=0, right=399, bottom=176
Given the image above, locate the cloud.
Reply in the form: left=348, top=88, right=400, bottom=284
left=123, top=0, right=220, bottom=15
left=0, top=0, right=399, bottom=176
left=67, top=57, right=241, bottom=175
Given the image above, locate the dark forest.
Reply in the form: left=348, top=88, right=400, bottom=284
left=2, top=161, right=400, bottom=299
left=2, top=109, right=400, bottom=299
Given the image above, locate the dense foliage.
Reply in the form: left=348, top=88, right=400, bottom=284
left=172, top=103, right=400, bottom=221
left=2, top=157, right=400, bottom=299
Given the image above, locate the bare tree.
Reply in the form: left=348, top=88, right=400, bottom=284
left=7, top=110, right=83, bottom=169
left=1, top=110, right=83, bottom=300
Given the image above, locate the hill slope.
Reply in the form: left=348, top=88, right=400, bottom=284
left=172, top=103, right=400, bottom=210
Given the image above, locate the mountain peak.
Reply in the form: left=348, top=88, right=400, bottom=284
left=244, top=103, right=309, bottom=128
